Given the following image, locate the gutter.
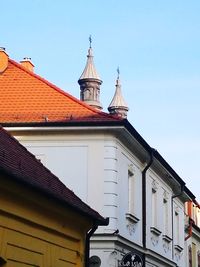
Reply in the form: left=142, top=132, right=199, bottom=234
left=142, top=149, right=154, bottom=248
left=85, top=218, right=109, bottom=267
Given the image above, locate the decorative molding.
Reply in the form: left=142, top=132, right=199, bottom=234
left=150, top=227, right=162, bottom=236
left=108, top=251, right=118, bottom=266
left=162, top=235, right=172, bottom=243
left=174, top=244, right=183, bottom=252
left=128, top=164, right=135, bottom=176
left=126, top=213, right=140, bottom=224
left=152, top=180, right=158, bottom=193
left=126, top=213, right=139, bottom=236
left=163, top=240, right=170, bottom=253
left=150, top=226, right=161, bottom=247
left=174, top=248, right=183, bottom=262
left=175, top=206, right=179, bottom=215
left=126, top=222, right=136, bottom=235
left=151, top=234, right=159, bottom=247
left=162, top=235, right=172, bottom=253
left=163, top=190, right=169, bottom=203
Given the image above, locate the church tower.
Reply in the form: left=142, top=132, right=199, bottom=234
left=108, top=68, right=129, bottom=118
left=78, top=37, right=102, bottom=110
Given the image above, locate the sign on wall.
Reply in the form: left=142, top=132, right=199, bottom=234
left=119, top=251, right=144, bottom=267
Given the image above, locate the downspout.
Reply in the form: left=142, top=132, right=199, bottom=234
left=142, top=149, right=154, bottom=248
left=85, top=218, right=109, bottom=267
left=171, top=184, right=184, bottom=260
left=85, top=223, right=98, bottom=267
left=185, top=218, right=194, bottom=241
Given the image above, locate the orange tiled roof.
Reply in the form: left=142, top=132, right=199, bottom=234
left=0, top=59, right=120, bottom=124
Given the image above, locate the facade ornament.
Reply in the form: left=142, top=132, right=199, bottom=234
left=175, top=205, right=179, bottom=215
left=108, top=68, right=129, bottom=118
left=163, top=190, right=169, bottom=203
left=128, top=164, right=135, bottom=176
left=151, top=234, right=159, bottom=246
left=108, top=251, right=118, bottom=267
left=78, top=36, right=102, bottom=110
left=152, top=180, right=158, bottom=193
left=126, top=222, right=136, bottom=235
left=174, top=251, right=182, bottom=262
left=163, top=239, right=170, bottom=253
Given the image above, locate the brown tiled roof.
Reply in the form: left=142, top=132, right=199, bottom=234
left=0, top=58, right=120, bottom=124
left=0, top=126, right=107, bottom=223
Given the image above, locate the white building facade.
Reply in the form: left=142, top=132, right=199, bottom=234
left=185, top=200, right=200, bottom=267
left=8, top=122, right=192, bottom=267
left=0, top=45, right=195, bottom=267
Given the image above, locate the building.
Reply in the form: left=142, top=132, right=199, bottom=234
left=0, top=45, right=197, bottom=267
left=0, top=126, right=108, bottom=266
left=185, top=200, right=200, bottom=267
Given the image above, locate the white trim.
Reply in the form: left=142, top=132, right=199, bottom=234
left=5, top=125, right=125, bottom=132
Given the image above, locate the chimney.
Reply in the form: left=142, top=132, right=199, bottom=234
left=0, top=47, right=8, bottom=73
left=20, top=57, right=34, bottom=72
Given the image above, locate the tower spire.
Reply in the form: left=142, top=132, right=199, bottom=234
left=78, top=37, right=102, bottom=110
left=108, top=68, right=129, bottom=118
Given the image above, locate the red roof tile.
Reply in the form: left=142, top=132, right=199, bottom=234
left=0, top=59, right=120, bottom=124
left=0, top=126, right=107, bottom=223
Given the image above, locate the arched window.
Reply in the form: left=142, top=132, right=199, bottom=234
left=89, top=255, right=101, bottom=267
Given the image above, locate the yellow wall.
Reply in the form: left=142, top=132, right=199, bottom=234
left=0, top=174, right=93, bottom=267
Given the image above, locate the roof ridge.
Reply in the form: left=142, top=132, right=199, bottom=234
left=8, top=59, right=120, bottom=121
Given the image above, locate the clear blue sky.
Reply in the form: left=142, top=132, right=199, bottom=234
left=1, top=0, right=200, bottom=199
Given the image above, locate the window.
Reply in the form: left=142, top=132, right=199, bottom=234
left=126, top=165, right=139, bottom=224
left=128, top=166, right=134, bottom=215
left=174, top=208, right=180, bottom=245
left=163, top=191, right=169, bottom=235
left=151, top=180, right=158, bottom=228
left=192, top=243, right=196, bottom=267
left=188, top=246, right=192, bottom=267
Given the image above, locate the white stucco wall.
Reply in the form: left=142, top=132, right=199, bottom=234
left=20, top=134, right=106, bottom=215
left=15, top=130, right=187, bottom=267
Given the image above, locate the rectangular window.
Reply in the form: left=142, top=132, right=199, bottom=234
left=192, top=243, right=196, bottom=267
left=151, top=180, right=158, bottom=228
left=163, top=198, right=168, bottom=234
left=189, top=246, right=192, bottom=267
left=126, top=165, right=139, bottom=224
left=174, top=209, right=179, bottom=245
left=128, top=168, right=134, bottom=215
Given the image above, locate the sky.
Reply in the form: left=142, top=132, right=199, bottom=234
left=0, top=0, right=200, bottom=198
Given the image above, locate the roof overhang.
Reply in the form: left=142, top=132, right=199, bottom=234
left=3, top=119, right=196, bottom=201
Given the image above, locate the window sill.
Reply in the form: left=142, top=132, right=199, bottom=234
left=174, top=244, right=183, bottom=252
left=162, top=235, right=172, bottom=243
left=150, top=227, right=162, bottom=236
left=126, top=213, right=140, bottom=223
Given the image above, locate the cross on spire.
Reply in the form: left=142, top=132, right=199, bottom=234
left=117, top=67, right=120, bottom=79
left=89, top=35, right=92, bottom=48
